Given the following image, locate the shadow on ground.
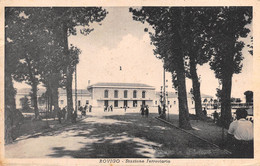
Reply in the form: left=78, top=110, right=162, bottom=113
left=42, top=113, right=230, bottom=158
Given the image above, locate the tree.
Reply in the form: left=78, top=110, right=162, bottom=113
left=48, top=7, right=107, bottom=121
left=209, top=7, right=252, bottom=128
left=181, top=8, right=215, bottom=120
left=8, top=8, right=56, bottom=119
left=130, top=7, right=193, bottom=129
left=5, top=8, right=27, bottom=144
left=244, top=90, right=253, bottom=103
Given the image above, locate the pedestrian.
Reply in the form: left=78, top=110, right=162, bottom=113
left=227, top=108, right=253, bottom=158
left=110, top=105, right=113, bottom=112
left=72, top=110, right=77, bottom=123
left=61, top=107, right=66, bottom=120
left=203, top=107, right=207, bottom=116
left=158, top=105, right=161, bottom=116
left=104, top=105, right=107, bottom=112
left=140, top=105, right=144, bottom=117
left=89, top=105, right=92, bottom=112
left=124, top=105, right=127, bottom=112
left=160, top=104, right=166, bottom=119
left=145, top=105, right=149, bottom=118
left=213, top=110, right=219, bottom=123
left=84, top=104, right=88, bottom=112
left=108, top=105, right=110, bottom=112
left=57, top=107, right=62, bottom=124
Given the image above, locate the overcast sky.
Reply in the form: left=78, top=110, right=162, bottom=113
left=14, top=7, right=253, bottom=100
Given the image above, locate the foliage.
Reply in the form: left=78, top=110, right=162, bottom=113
left=130, top=7, right=193, bottom=129
left=208, top=7, right=252, bottom=128
left=209, top=7, right=252, bottom=79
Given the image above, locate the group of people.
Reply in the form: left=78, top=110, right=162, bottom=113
left=104, top=105, right=113, bottom=112
left=57, top=106, right=77, bottom=124
left=140, top=105, right=149, bottom=117
left=158, top=104, right=167, bottom=119
left=79, top=104, right=92, bottom=116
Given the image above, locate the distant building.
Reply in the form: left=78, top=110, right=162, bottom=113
left=15, top=82, right=214, bottom=110
left=59, top=89, right=92, bottom=108
left=87, top=82, right=156, bottom=108
left=154, top=91, right=213, bottom=109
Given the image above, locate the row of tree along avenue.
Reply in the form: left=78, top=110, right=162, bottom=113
left=130, top=7, right=252, bottom=129
left=5, top=7, right=252, bottom=144
left=5, top=7, right=107, bottom=144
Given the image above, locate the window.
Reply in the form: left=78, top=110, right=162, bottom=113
left=114, top=100, right=118, bottom=107
left=155, top=101, right=157, bottom=105
left=104, top=100, right=108, bottom=107
left=124, top=90, right=128, bottom=98
left=104, top=90, right=109, bottom=98
left=142, top=91, right=146, bottom=98
left=114, top=90, right=118, bottom=98
left=133, top=90, right=137, bottom=98
left=168, top=101, right=170, bottom=105
left=133, top=100, right=137, bottom=107
left=124, top=100, right=128, bottom=107
left=60, top=100, right=64, bottom=105
left=192, top=101, right=194, bottom=104
left=78, top=100, right=81, bottom=106
left=174, top=101, right=176, bottom=104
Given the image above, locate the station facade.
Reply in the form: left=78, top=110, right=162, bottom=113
left=16, top=82, right=213, bottom=110
left=87, top=82, right=156, bottom=108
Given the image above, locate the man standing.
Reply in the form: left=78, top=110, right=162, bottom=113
left=228, top=108, right=253, bottom=158
left=203, top=108, right=207, bottom=116
left=213, top=110, right=219, bottom=123
left=158, top=105, right=161, bottom=116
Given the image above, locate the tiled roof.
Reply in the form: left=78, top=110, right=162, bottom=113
left=89, top=82, right=154, bottom=88
left=59, top=89, right=91, bottom=95
left=17, top=88, right=91, bottom=96
left=155, top=91, right=213, bottom=99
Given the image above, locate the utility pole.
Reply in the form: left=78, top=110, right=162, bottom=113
left=75, top=63, right=77, bottom=115
left=163, top=63, right=166, bottom=106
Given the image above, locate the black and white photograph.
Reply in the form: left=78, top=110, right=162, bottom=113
left=1, top=1, right=259, bottom=165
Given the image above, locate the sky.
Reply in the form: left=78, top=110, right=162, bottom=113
left=14, top=7, right=253, bottom=101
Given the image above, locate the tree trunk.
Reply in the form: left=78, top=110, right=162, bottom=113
left=31, top=82, right=39, bottom=119
left=4, top=73, right=16, bottom=144
left=51, top=73, right=60, bottom=119
left=62, top=25, right=74, bottom=121
left=220, top=72, right=233, bottom=128
left=175, top=56, right=192, bottom=129
left=190, top=56, right=205, bottom=120
left=25, top=56, right=39, bottom=119
left=66, top=66, right=74, bottom=121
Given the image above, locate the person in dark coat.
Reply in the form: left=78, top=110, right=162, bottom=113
left=61, top=107, right=66, bottom=120
left=158, top=105, right=161, bottom=116
left=140, top=105, right=144, bottom=117
left=72, top=110, right=77, bottom=123
left=213, top=110, right=219, bottom=123
left=89, top=105, right=92, bottom=112
left=57, top=108, right=62, bottom=124
left=160, top=104, right=166, bottom=119
left=110, top=105, right=113, bottom=112
left=203, top=108, right=207, bottom=116
left=145, top=105, right=149, bottom=117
